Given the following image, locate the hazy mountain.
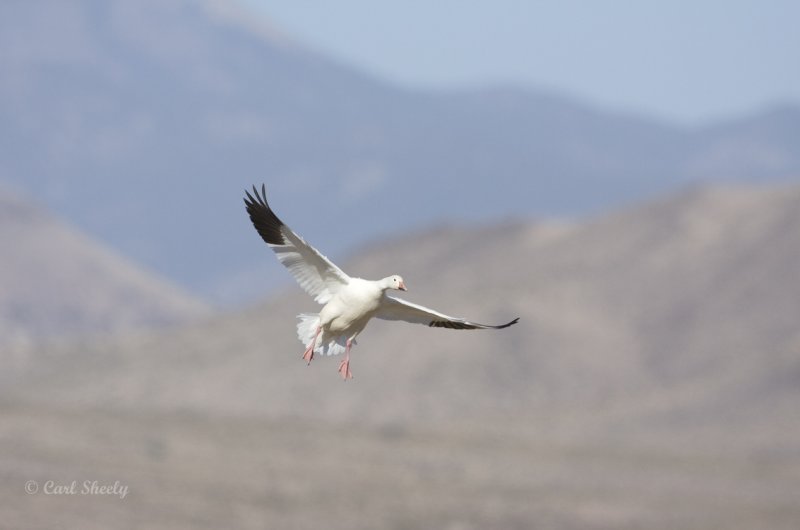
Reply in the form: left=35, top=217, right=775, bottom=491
left=2, top=0, right=799, bottom=304
left=9, top=184, right=799, bottom=449
left=0, top=187, right=209, bottom=350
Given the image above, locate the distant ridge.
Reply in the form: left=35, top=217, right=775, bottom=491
left=0, top=188, right=210, bottom=346
left=9, top=183, right=800, bottom=450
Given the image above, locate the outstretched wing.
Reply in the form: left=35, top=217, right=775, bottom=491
left=244, top=184, right=351, bottom=304
left=376, top=295, right=519, bottom=330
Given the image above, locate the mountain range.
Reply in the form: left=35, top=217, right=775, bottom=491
left=2, top=2, right=799, bottom=527
left=2, top=0, right=799, bottom=304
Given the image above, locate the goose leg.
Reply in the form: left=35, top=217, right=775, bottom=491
left=338, top=338, right=354, bottom=380
left=302, top=327, right=321, bottom=365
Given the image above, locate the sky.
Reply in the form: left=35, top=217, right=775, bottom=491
left=240, top=0, right=800, bottom=126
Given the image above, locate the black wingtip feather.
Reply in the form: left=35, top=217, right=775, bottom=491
left=243, top=184, right=286, bottom=246
left=430, top=320, right=475, bottom=330
left=428, top=317, right=520, bottom=330
left=494, top=317, right=520, bottom=329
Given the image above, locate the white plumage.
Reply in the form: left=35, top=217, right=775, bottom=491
left=244, top=185, right=519, bottom=379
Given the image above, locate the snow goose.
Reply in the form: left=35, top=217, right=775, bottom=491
left=244, top=185, right=519, bottom=379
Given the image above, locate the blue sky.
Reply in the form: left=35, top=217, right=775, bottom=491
left=240, top=0, right=800, bottom=125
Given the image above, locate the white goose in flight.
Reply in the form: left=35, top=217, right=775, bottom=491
left=244, top=185, right=519, bottom=380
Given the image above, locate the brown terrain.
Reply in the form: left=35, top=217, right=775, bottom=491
left=2, top=184, right=799, bottom=528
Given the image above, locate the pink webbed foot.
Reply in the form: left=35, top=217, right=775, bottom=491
left=302, top=327, right=321, bottom=366
left=338, top=338, right=354, bottom=380
left=302, top=345, right=314, bottom=365
left=338, top=358, right=353, bottom=380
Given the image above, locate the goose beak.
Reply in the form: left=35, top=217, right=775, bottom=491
left=398, top=281, right=407, bottom=291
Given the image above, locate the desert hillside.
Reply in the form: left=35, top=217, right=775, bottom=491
left=8, top=184, right=799, bottom=447
left=0, top=188, right=210, bottom=350
left=3, top=183, right=799, bottom=529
